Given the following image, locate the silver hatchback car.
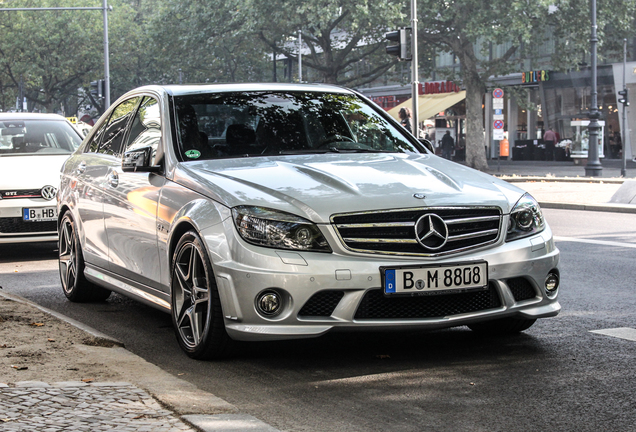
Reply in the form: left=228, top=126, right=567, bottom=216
left=57, top=84, right=560, bottom=359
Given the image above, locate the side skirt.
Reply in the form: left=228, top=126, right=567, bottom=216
left=84, top=264, right=171, bottom=312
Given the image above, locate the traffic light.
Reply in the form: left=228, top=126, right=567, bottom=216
left=385, top=28, right=410, bottom=61
left=89, top=80, right=105, bottom=99
left=90, top=80, right=99, bottom=98
left=618, top=89, right=629, bottom=106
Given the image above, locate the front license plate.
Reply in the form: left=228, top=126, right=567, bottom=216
left=382, top=261, right=488, bottom=296
left=23, top=207, right=58, bottom=222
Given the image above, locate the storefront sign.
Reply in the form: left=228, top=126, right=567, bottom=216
left=421, top=81, right=461, bottom=94
left=521, top=70, right=550, bottom=84
left=371, top=95, right=398, bottom=110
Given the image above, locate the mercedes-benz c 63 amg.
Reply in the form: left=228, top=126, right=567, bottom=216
left=57, top=84, right=560, bottom=359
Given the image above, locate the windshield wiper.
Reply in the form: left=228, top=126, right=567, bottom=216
left=276, top=148, right=340, bottom=155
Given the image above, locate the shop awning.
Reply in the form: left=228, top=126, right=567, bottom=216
left=387, top=91, right=466, bottom=122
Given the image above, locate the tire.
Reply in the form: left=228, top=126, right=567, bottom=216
left=58, top=211, right=111, bottom=302
left=171, top=230, right=233, bottom=360
left=467, top=317, right=536, bottom=335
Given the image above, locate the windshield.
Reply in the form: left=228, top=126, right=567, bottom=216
left=0, top=119, right=82, bottom=156
left=173, top=91, right=422, bottom=161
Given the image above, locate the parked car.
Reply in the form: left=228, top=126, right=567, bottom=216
left=0, top=113, right=82, bottom=244
left=57, top=84, right=560, bottom=359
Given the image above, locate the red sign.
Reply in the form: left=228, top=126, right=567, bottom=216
left=493, top=88, right=504, bottom=99
left=493, top=120, right=504, bottom=129
left=420, top=81, right=461, bottom=95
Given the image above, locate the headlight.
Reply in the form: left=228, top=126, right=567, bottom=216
left=232, top=206, right=332, bottom=252
left=506, top=193, right=545, bottom=242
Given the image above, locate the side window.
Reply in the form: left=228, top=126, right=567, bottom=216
left=86, top=120, right=108, bottom=153
left=123, top=97, right=161, bottom=165
left=98, top=97, right=140, bottom=156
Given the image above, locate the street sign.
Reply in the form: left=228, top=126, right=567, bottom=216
left=493, top=114, right=504, bottom=120
left=493, top=88, right=504, bottom=99
left=494, top=109, right=503, bottom=115
left=492, top=98, right=504, bottom=109
left=493, top=129, right=504, bottom=140
left=493, top=120, right=504, bottom=129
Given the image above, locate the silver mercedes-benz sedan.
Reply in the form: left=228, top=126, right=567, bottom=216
left=57, top=83, right=560, bottom=359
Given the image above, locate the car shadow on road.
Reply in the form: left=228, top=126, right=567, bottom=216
left=0, top=242, right=58, bottom=263
left=225, top=326, right=549, bottom=372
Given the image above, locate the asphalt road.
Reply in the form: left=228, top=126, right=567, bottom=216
left=1, top=209, right=635, bottom=432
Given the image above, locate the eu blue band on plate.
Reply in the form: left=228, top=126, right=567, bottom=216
left=23, top=209, right=29, bottom=220
left=385, top=269, right=396, bottom=293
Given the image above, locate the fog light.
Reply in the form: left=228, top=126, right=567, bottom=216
left=545, top=272, right=559, bottom=293
left=256, top=291, right=282, bottom=316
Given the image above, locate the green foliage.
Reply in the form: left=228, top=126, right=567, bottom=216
left=415, top=0, right=636, bottom=169
left=242, top=0, right=406, bottom=85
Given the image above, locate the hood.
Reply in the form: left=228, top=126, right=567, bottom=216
left=0, top=154, right=70, bottom=190
left=175, top=153, right=526, bottom=223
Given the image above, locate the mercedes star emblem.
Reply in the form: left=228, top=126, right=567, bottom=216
left=414, top=214, right=448, bottom=250
left=413, top=193, right=426, bottom=199
left=41, top=185, right=57, bottom=201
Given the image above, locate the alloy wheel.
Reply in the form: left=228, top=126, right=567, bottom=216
left=173, top=241, right=211, bottom=349
left=58, top=216, right=77, bottom=295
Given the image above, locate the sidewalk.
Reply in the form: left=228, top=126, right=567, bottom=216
left=486, top=158, right=636, bottom=213
left=2, top=158, right=635, bottom=432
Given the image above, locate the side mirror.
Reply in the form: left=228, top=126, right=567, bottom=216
left=418, top=138, right=435, bottom=153
left=122, top=147, right=161, bottom=173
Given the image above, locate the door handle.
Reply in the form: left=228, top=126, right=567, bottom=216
left=77, top=161, right=87, bottom=174
left=108, top=171, right=119, bottom=188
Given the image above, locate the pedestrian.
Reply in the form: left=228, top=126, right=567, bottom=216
left=441, top=130, right=454, bottom=160
left=398, top=107, right=412, bottom=134
left=543, top=127, right=557, bottom=161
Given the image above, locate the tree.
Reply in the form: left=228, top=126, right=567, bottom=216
left=245, top=0, right=405, bottom=86
left=146, top=0, right=270, bottom=84
left=416, top=0, right=635, bottom=170
left=0, top=0, right=104, bottom=113
left=0, top=0, right=142, bottom=114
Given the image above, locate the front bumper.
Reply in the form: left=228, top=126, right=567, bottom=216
left=202, top=218, right=560, bottom=342
left=0, top=199, right=58, bottom=244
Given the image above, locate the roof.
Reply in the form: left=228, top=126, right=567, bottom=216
left=128, top=83, right=354, bottom=97
left=0, top=113, right=69, bottom=121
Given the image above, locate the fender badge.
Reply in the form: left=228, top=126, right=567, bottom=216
left=413, top=193, right=426, bottom=199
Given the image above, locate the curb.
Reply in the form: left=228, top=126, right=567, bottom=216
left=0, top=291, right=283, bottom=432
left=497, top=176, right=626, bottom=184
left=0, top=290, right=123, bottom=348
left=538, top=201, right=636, bottom=214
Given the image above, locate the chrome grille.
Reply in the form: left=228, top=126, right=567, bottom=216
left=331, top=207, right=502, bottom=256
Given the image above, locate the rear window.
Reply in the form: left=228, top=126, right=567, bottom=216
left=0, top=119, right=82, bottom=155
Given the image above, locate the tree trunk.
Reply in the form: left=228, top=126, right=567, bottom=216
left=456, top=42, right=489, bottom=172
left=463, top=74, right=489, bottom=171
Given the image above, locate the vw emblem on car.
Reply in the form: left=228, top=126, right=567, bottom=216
left=40, top=185, right=57, bottom=201
left=413, top=193, right=426, bottom=199
left=414, top=214, right=448, bottom=250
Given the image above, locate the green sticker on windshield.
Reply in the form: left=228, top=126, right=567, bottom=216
left=185, top=149, right=201, bottom=159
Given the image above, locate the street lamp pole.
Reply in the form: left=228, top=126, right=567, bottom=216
left=298, top=30, right=303, bottom=83
left=411, top=0, right=419, bottom=137
left=585, top=0, right=602, bottom=176
left=621, top=38, right=627, bottom=177
left=102, top=0, right=111, bottom=108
